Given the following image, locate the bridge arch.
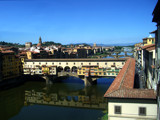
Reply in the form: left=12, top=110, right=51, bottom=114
left=57, top=66, right=63, bottom=72
left=64, top=66, right=70, bottom=72
left=72, top=66, right=77, bottom=72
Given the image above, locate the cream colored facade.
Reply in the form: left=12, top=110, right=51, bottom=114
left=24, top=58, right=125, bottom=71
left=108, top=100, right=157, bottom=120
left=23, top=64, right=57, bottom=75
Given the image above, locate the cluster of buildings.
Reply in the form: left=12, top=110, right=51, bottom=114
left=0, top=48, right=22, bottom=82
left=0, top=36, right=113, bottom=83
left=22, top=37, right=109, bottom=59
left=134, top=34, right=156, bottom=90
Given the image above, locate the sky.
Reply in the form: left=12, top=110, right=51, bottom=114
left=0, top=0, right=158, bottom=45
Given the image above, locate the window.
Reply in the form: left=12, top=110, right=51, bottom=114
left=139, top=107, right=146, bottom=116
left=89, top=63, right=91, bottom=65
left=115, top=106, right=121, bottom=114
left=33, top=62, right=34, bottom=64
left=74, top=62, right=75, bottom=65
left=105, top=63, right=107, bottom=65
left=39, top=62, right=41, bottom=65
left=97, top=63, right=99, bottom=65
left=66, top=63, right=68, bottom=65
left=81, top=63, right=83, bottom=65
left=52, top=63, right=54, bottom=65
left=59, top=63, right=61, bottom=65
left=122, top=62, right=124, bottom=65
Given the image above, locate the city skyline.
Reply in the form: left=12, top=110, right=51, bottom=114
left=0, top=0, right=157, bottom=45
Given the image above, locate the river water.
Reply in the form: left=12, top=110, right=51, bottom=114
left=0, top=77, right=114, bottom=120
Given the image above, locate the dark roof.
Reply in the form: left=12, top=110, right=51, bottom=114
left=152, top=0, right=160, bottom=23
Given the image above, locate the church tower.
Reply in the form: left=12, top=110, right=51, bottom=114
left=39, top=36, right=42, bottom=44
left=37, top=36, right=42, bottom=47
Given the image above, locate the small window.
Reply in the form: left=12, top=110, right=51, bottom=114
left=46, top=62, right=47, bottom=65
left=59, top=63, right=61, bottom=65
left=74, top=62, right=75, bottom=65
left=115, top=106, right=121, bottom=114
left=97, top=63, right=99, bottom=65
left=81, top=63, right=83, bottom=65
left=39, top=62, right=41, bottom=65
left=122, top=62, right=124, bottom=65
left=105, top=63, right=107, bottom=65
left=89, top=63, right=91, bottom=65
left=139, top=107, right=146, bottom=116
left=66, top=63, right=68, bottom=65
left=33, top=62, right=34, bottom=64
left=52, top=63, right=54, bottom=65
left=113, top=62, right=115, bottom=65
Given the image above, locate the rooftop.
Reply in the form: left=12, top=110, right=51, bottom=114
left=104, top=58, right=156, bottom=99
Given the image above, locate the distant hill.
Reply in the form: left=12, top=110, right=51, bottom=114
left=0, top=41, right=25, bottom=47
left=67, top=43, right=136, bottom=47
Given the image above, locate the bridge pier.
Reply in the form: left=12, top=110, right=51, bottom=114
left=84, top=77, right=92, bottom=86
left=42, top=75, right=57, bottom=84
left=84, top=77, right=97, bottom=86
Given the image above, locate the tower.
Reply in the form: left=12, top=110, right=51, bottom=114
left=39, top=36, right=42, bottom=44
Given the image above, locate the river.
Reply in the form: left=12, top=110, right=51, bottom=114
left=0, top=77, right=114, bottom=120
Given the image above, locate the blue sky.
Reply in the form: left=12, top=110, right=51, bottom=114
left=0, top=0, right=158, bottom=45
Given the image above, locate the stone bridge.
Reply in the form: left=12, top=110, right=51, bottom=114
left=23, top=58, right=126, bottom=86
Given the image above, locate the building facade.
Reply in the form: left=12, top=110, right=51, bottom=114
left=0, top=51, right=22, bottom=81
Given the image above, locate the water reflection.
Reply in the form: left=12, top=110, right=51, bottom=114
left=0, top=86, right=24, bottom=120
left=24, top=83, right=108, bottom=110
left=0, top=78, right=111, bottom=120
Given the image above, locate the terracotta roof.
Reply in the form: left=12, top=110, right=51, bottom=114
left=1, top=50, right=14, bottom=54
left=146, top=46, right=155, bottom=51
left=142, top=44, right=155, bottom=50
left=104, top=58, right=156, bottom=99
left=105, top=88, right=156, bottom=99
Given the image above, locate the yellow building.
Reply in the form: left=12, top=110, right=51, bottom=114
left=143, top=35, right=155, bottom=46
left=0, top=51, right=22, bottom=81
left=77, top=65, right=120, bottom=77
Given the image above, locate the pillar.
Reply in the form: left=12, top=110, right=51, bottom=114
left=84, top=77, right=93, bottom=86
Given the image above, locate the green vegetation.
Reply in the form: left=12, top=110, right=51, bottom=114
left=0, top=41, right=25, bottom=47
left=101, top=110, right=108, bottom=120
left=114, top=46, right=122, bottom=50
left=42, top=41, right=62, bottom=46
